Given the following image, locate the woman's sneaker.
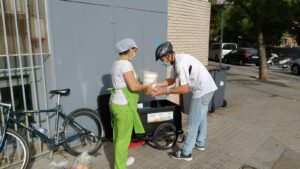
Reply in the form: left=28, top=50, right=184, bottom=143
left=126, top=157, right=135, bottom=166
left=195, top=145, right=205, bottom=151
left=168, top=150, right=193, bottom=161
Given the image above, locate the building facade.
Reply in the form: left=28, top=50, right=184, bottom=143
left=0, top=0, right=211, bottom=158
left=168, top=0, right=210, bottom=65
left=167, top=0, right=211, bottom=103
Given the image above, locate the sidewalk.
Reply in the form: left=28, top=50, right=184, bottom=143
left=32, top=66, right=300, bottom=169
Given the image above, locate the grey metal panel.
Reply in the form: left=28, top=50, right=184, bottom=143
left=112, top=7, right=167, bottom=101
left=111, top=0, right=167, bottom=13
left=49, top=0, right=115, bottom=112
left=60, top=0, right=113, bottom=6
left=48, top=0, right=167, bottom=112
left=59, top=0, right=167, bottom=13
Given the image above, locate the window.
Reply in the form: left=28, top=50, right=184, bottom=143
left=0, top=0, right=51, bottom=158
left=223, top=44, right=236, bottom=50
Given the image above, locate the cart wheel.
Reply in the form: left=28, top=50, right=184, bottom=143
left=151, top=123, right=177, bottom=150
left=221, top=100, right=227, bottom=107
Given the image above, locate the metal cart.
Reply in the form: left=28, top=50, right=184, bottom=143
left=98, top=95, right=183, bottom=150
left=137, top=100, right=183, bottom=150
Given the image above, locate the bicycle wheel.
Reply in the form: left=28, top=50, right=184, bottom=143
left=62, top=108, right=104, bottom=156
left=0, top=128, right=31, bottom=169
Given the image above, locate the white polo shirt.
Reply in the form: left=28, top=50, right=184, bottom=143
left=172, top=53, right=217, bottom=98
left=111, top=60, right=135, bottom=105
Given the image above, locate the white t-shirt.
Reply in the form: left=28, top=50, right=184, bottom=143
left=111, top=60, right=135, bottom=104
left=172, top=54, right=217, bottom=98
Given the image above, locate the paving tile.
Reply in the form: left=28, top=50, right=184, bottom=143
left=31, top=67, right=300, bottom=169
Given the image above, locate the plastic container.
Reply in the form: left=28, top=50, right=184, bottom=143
left=142, top=71, right=158, bottom=84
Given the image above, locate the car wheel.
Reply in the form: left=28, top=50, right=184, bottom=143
left=291, top=64, right=300, bottom=75
left=239, top=59, right=244, bottom=66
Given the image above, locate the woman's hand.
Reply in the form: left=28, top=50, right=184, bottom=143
left=144, top=83, right=158, bottom=95
left=150, top=87, right=167, bottom=96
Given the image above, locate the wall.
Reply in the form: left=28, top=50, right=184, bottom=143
left=167, top=0, right=211, bottom=103
left=47, top=0, right=167, bottom=112
left=168, top=0, right=211, bottom=65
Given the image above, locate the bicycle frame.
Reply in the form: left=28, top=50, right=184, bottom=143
left=0, top=103, right=12, bottom=151
left=0, top=96, right=93, bottom=152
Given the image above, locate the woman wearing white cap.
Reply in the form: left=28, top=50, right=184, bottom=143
left=109, top=38, right=152, bottom=169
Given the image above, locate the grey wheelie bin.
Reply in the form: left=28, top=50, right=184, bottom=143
left=180, top=65, right=230, bottom=113
left=207, top=65, right=230, bottom=112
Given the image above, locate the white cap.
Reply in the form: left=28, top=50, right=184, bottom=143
left=116, top=38, right=138, bottom=53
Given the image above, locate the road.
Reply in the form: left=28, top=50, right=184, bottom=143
left=209, top=61, right=300, bottom=83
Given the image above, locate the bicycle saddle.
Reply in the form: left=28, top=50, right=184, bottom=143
left=49, top=89, right=71, bottom=96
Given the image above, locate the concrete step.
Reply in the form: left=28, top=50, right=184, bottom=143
left=240, top=137, right=300, bottom=169
left=272, top=148, right=300, bottom=169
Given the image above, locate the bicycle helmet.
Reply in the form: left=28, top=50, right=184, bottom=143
left=155, top=41, right=173, bottom=61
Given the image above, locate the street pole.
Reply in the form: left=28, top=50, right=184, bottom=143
left=237, top=35, right=242, bottom=49
left=219, top=3, right=224, bottom=67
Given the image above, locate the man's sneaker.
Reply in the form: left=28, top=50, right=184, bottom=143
left=126, top=156, right=135, bottom=166
left=195, top=145, right=205, bottom=151
left=168, top=150, right=193, bottom=161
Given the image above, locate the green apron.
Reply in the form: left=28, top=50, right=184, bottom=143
left=109, top=83, right=145, bottom=169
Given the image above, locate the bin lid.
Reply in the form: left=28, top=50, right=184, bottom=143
left=206, top=65, right=230, bottom=71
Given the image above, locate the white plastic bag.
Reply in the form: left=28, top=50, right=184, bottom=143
left=47, top=160, right=68, bottom=169
left=71, top=152, right=93, bottom=169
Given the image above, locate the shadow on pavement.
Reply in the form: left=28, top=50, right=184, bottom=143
left=103, top=141, right=114, bottom=169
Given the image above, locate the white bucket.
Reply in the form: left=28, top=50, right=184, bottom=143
left=142, top=71, right=158, bottom=84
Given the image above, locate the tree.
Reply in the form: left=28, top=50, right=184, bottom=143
left=211, top=0, right=295, bottom=80
left=209, top=0, right=223, bottom=43
left=228, top=0, right=294, bottom=79
left=289, top=1, right=300, bottom=44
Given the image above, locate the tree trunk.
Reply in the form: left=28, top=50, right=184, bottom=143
left=256, top=26, right=269, bottom=80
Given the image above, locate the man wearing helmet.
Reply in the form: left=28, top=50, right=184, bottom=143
left=152, top=41, right=217, bottom=161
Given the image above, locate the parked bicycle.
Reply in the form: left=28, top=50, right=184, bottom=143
left=0, top=89, right=105, bottom=169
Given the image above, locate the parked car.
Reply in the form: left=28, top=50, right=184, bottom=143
left=290, top=57, right=300, bottom=75
left=223, top=47, right=259, bottom=66
left=209, top=43, right=237, bottom=61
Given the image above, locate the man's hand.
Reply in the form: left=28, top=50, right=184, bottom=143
left=158, top=87, right=168, bottom=96
left=148, top=87, right=167, bottom=96
left=145, top=84, right=158, bottom=96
